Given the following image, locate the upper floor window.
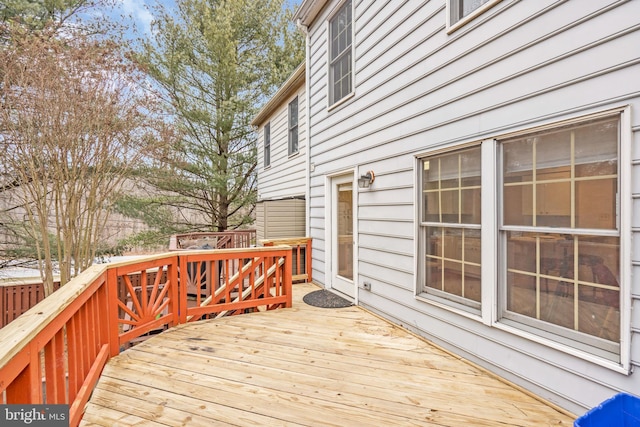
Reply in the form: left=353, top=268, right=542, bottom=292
left=448, top=0, right=501, bottom=29
left=263, top=123, right=271, bottom=168
left=288, top=97, right=298, bottom=155
left=328, top=0, right=353, bottom=106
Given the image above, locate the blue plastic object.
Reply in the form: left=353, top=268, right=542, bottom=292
left=574, top=393, right=640, bottom=427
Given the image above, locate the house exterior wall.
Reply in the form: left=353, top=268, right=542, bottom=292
left=256, top=199, right=306, bottom=241
left=299, top=0, right=640, bottom=415
left=255, top=77, right=307, bottom=202
left=253, top=65, right=307, bottom=242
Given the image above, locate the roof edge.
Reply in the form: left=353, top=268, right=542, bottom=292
left=292, top=0, right=329, bottom=28
left=251, top=61, right=306, bottom=127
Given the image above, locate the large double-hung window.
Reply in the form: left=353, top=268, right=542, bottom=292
left=501, top=116, right=620, bottom=358
left=419, top=112, right=625, bottom=364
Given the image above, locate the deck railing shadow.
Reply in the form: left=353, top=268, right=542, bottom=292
left=0, top=245, right=293, bottom=427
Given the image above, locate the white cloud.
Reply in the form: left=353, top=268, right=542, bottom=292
left=119, top=0, right=155, bottom=35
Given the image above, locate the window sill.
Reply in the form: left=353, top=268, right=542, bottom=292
left=288, top=151, right=300, bottom=159
left=447, top=0, right=503, bottom=35
left=415, top=293, right=481, bottom=323
left=492, top=320, right=630, bottom=375
left=328, top=91, right=355, bottom=112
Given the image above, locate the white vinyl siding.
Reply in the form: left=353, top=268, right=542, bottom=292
left=303, top=0, right=640, bottom=414
left=256, top=86, right=306, bottom=201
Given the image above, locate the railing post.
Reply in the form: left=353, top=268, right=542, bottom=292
left=306, top=238, right=313, bottom=283
left=106, top=268, right=121, bottom=357
left=178, top=255, right=188, bottom=324
left=284, top=247, right=293, bottom=308
left=5, top=342, right=41, bottom=403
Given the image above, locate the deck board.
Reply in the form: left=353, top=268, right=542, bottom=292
left=81, top=283, right=575, bottom=426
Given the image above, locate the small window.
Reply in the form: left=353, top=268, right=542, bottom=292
left=263, top=123, right=271, bottom=168
left=420, top=146, right=482, bottom=310
left=288, top=97, right=298, bottom=155
left=449, top=0, right=501, bottom=28
left=328, top=0, right=353, bottom=106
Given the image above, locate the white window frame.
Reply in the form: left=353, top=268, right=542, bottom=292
left=417, top=145, right=483, bottom=315
left=446, top=0, right=503, bottom=34
left=263, top=122, right=271, bottom=169
left=415, top=108, right=632, bottom=373
left=327, top=0, right=354, bottom=109
left=288, top=97, right=299, bottom=156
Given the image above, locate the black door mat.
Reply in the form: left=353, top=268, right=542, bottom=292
left=303, top=289, right=353, bottom=308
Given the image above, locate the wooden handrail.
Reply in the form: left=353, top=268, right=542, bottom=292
left=261, top=237, right=312, bottom=283
left=0, top=245, right=294, bottom=426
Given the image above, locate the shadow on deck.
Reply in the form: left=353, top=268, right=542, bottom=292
left=81, top=283, right=575, bottom=426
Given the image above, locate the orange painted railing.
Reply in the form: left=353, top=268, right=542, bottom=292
left=169, top=230, right=256, bottom=250
left=261, top=237, right=312, bottom=283
left=0, top=246, right=292, bottom=427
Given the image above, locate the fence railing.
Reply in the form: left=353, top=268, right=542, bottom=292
left=0, top=246, right=293, bottom=427
left=261, top=237, right=312, bottom=283
left=169, top=230, right=257, bottom=251
left=0, top=278, right=62, bottom=328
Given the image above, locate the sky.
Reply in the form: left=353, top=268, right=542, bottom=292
left=102, top=0, right=176, bottom=40
left=107, top=0, right=302, bottom=40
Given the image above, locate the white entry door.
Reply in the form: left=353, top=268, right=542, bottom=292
left=331, top=174, right=355, bottom=299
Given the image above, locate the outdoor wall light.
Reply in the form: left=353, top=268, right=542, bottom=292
left=358, top=170, right=375, bottom=189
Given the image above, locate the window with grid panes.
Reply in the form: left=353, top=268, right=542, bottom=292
left=421, top=146, right=482, bottom=310
left=328, top=0, right=352, bottom=106
left=500, top=116, right=620, bottom=358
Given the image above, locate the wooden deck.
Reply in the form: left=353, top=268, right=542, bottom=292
left=81, top=283, right=575, bottom=426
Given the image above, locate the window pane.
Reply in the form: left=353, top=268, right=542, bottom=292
left=506, top=271, right=536, bottom=317
left=443, top=260, right=463, bottom=296
left=577, top=236, right=619, bottom=287
left=464, top=228, right=481, bottom=264
left=441, top=189, right=459, bottom=223
left=536, top=129, right=571, bottom=177
left=443, top=228, right=462, bottom=261
left=576, top=179, right=616, bottom=229
left=539, top=234, right=573, bottom=281
left=440, top=153, right=459, bottom=189
left=423, top=159, right=440, bottom=190
left=506, top=231, right=536, bottom=274
left=464, top=265, right=481, bottom=302
left=536, top=181, right=570, bottom=228
left=426, top=258, right=442, bottom=291
left=461, top=188, right=480, bottom=224
left=426, top=227, right=442, bottom=258
left=539, top=278, right=574, bottom=330
left=504, top=184, right=533, bottom=226
left=461, top=0, right=490, bottom=18
left=578, top=285, right=619, bottom=341
left=575, top=118, right=618, bottom=178
left=504, top=139, right=533, bottom=182
left=424, top=192, right=440, bottom=222
left=461, top=148, right=481, bottom=187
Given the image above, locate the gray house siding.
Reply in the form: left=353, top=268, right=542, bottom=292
left=300, top=0, right=640, bottom=415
